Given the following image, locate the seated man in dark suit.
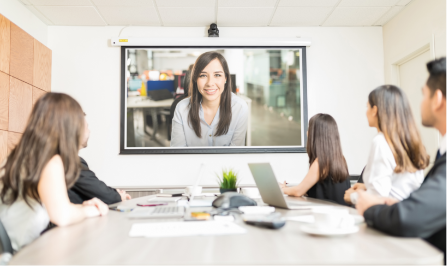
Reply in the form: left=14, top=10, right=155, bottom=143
left=356, top=57, right=446, bottom=260
left=68, top=117, right=131, bottom=204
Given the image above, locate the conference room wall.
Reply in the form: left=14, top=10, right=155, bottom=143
left=0, top=0, right=48, bottom=46
left=383, top=0, right=446, bottom=84
left=47, top=26, right=384, bottom=187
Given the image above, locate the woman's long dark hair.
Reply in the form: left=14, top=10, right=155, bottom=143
left=188, top=52, right=232, bottom=138
left=307, top=114, right=349, bottom=183
left=368, top=85, right=429, bottom=173
left=0, top=93, right=85, bottom=207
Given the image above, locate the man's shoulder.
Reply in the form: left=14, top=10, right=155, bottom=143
left=77, top=157, right=97, bottom=181
left=79, top=156, right=88, bottom=166
left=425, top=154, right=446, bottom=181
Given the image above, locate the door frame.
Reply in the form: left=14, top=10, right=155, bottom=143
left=390, top=37, right=440, bottom=148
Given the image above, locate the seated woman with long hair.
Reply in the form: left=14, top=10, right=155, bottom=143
left=345, top=85, right=429, bottom=205
left=281, top=114, right=351, bottom=205
left=170, top=52, right=248, bottom=147
left=0, top=93, right=108, bottom=252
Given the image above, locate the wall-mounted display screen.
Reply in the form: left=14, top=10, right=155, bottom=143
left=120, top=46, right=308, bottom=154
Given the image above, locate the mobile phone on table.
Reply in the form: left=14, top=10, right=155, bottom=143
left=137, top=202, right=168, bottom=207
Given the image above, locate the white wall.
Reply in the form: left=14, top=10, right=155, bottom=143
left=48, top=26, right=384, bottom=188
left=383, top=0, right=446, bottom=84
left=0, top=0, right=48, bottom=45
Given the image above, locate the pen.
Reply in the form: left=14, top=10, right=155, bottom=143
left=109, top=207, right=133, bottom=212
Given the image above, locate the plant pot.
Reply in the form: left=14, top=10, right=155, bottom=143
left=219, top=188, right=237, bottom=194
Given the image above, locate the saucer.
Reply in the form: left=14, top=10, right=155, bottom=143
left=300, top=224, right=359, bottom=236
left=287, top=214, right=364, bottom=224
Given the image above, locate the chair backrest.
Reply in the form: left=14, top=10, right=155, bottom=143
left=0, top=220, right=13, bottom=255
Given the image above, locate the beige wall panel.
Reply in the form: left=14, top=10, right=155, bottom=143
left=383, top=0, right=446, bottom=83
left=0, top=14, right=10, bottom=74
left=7, top=131, right=21, bottom=154
left=33, top=39, right=52, bottom=92
left=9, top=77, right=32, bottom=133
left=10, top=23, right=33, bottom=85
left=0, top=72, right=8, bottom=130
left=32, top=86, right=46, bottom=106
left=0, top=130, right=7, bottom=163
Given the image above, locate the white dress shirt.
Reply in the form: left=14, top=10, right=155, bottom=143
left=362, top=132, right=425, bottom=201
left=170, top=93, right=248, bottom=147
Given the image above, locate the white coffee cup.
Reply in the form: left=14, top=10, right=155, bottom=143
left=185, top=186, right=202, bottom=196
left=312, top=207, right=355, bottom=229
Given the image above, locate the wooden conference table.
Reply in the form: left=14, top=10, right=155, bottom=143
left=10, top=195, right=443, bottom=264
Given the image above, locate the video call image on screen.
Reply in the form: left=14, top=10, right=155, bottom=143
left=124, top=48, right=304, bottom=149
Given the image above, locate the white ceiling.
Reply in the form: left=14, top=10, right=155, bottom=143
left=19, top=0, right=413, bottom=27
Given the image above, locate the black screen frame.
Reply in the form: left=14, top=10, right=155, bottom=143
left=120, top=46, right=308, bottom=154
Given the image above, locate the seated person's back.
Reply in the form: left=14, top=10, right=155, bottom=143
left=356, top=57, right=446, bottom=260
left=306, top=175, right=350, bottom=205
left=68, top=157, right=129, bottom=204
left=345, top=85, right=430, bottom=205
left=0, top=93, right=109, bottom=252
left=281, top=113, right=350, bottom=206
left=67, top=118, right=130, bottom=204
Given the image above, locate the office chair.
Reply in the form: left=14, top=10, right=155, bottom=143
left=0, top=220, right=12, bottom=265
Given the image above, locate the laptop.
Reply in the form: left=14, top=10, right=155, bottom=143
left=248, top=163, right=315, bottom=210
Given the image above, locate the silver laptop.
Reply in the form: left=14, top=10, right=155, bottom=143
left=248, top=163, right=314, bottom=210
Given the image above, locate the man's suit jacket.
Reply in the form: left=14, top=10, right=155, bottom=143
left=68, top=157, right=122, bottom=205
left=364, top=153, right=446, bottom=257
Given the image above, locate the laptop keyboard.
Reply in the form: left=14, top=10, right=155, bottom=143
left=151, top=206, right=181, bottom=214
left=129, top=206, right=185, bottom=219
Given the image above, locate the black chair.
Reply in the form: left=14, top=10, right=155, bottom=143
left=0, top=220, right=13, bottom=265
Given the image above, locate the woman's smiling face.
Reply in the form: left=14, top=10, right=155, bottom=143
left=196, top=58, right=227, bottom=103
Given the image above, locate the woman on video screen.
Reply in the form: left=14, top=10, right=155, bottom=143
left=170, top=52, right=248, bottom=147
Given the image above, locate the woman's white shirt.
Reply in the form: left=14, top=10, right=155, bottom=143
left=0, top=196, right=50, bottom=252
left=170, top=92, right=248, bottom=147
left=362, top=132, right=425, bottom=200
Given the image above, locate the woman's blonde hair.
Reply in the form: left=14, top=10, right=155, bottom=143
left=368, top=85, right=430, bottom=173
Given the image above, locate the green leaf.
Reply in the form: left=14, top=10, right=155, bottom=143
left=216, top=168, right=239, bottom=189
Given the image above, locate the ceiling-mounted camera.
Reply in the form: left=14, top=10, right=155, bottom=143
left=208, top=23, right=219, bottom=37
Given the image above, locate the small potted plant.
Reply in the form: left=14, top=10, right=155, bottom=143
left=217, top=168, right=239, bottom=194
